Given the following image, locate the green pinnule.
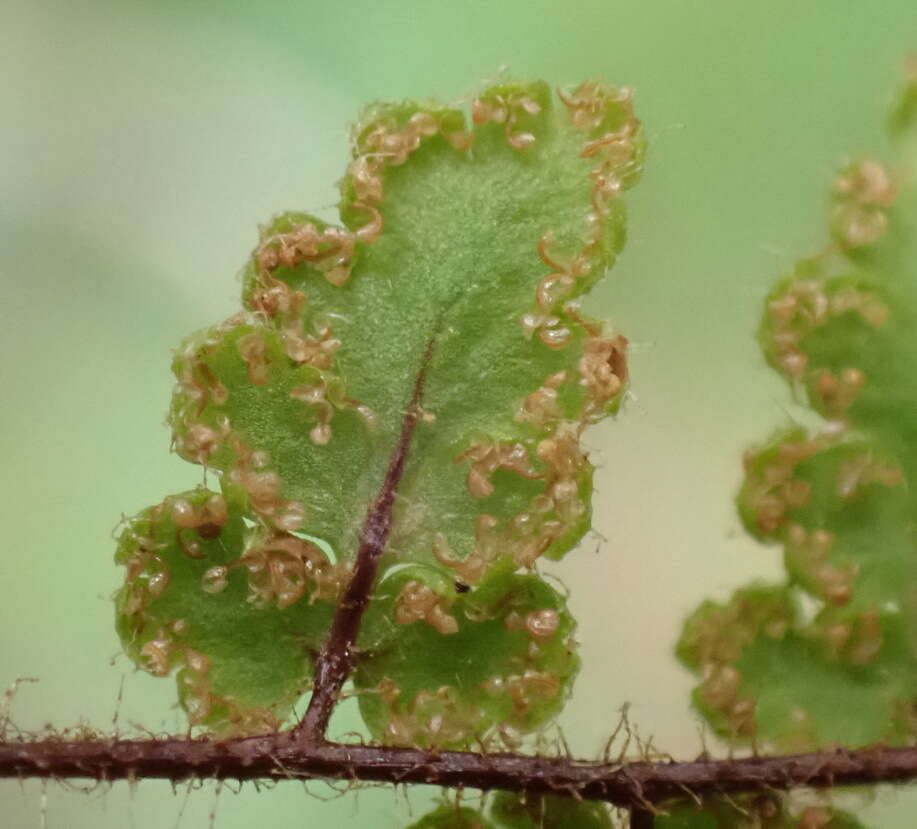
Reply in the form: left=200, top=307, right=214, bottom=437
left=678, top=67, right=917, bottom=761
left=114, top=78, right=643, bottom=748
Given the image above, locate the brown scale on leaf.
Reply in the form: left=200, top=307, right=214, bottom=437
left=767, top=280, right=830, bottom=381
left=289, top=377, right=376, bottom=446
left=482, top=670, right=562, bottom=717
left=394, top=580, right=459, bottom=635
left=237, top=532, right=341, bottom=608
left=522, top=264, right=618, bottom=357
left=533, top=427, right=588, bottom=523
left=176, top=417, right=231, bottom=465
left=819, top=607, right=884, bottom=665
left=826, top=287, right=890, bottom=327
left=433, top=516, right=501, bottom=585
left=525, top=608, right=560, bottom=641
left=250, top=109, right=449, bottom=364
left=534, top=233, right=591, bottom=311
left=249, top=236, right=371, bottom=450
left=698, top=664, right=758, bottom=738
left=518, top=236, right=584, bottom=350
left=504, top=515, right=565, bottom=570
left=249, top=268, right=306, bottom=321
left=742, top=435, right=823, bottom=534
left=375, top=679, right=482, bottom=748
left=240, top=317, right=340, bottom=389
left=139, top=627, right=174, bottom=677
left=479, top=515, right=565, bottom=586
left=237, top=331, right=271, bottom=386
left=767, top=277, right=889, bottom=386
left=683, top=591, right=792, bottom=667
left=170, top=492, right=230, bottom=559
left=519, top=84, right=640, bottom=352
left=445, top=426, right=589, bottom=581
left=174, top=332, right=229, bottom=417
left=256, top=221, right=357, bottom=288
left=170, top=492, right=229, bottom=539
left=560, top=82, right=641, bottom=251
left=515, top=329, right=627, bottom=429
left=832, top=158, right=897, bottom=249
left=347, top=108, right=472, bottom=248
left=247, top=259, right=346, bottom=373
left=172, top=336, right=235, bottom=464
left=286, top=322, right=342, bottom=370
left=471, top=89, right=541, bottom=150
left=358, top=109, right=470, bottom=163
left=179, top=648, right=281, bottom=735
left=579, top=333, right=628, bottom=421
left=515, top=371, right=569, bottom=429
left=503, top=608, right=561, bottom=643
left=290, top=381, right=336, bottom=446
left=519, top=308, right=573, bottom=350
left=247, top=274, right=309, bottom=358
left=249, top=109, right=473, bottom=450
left=172, top=321, right=269, bottom=465
left=121, top=494, right=230, bottom=618
left=813, top=367, right=866, bottom=419
left=457, top=441, right=543, bottom=499
left=835, top=453, right=903, bottom=499
left=199, top=530, right=343, bottom=609
left=374, top=662, right=564, bottom=748
left=785, top=522, right=857, bottom=605
left=744, top=437, right=904, bottom=607
left=682, top=591, right=800, bottom=739
left=226, top=439, right=307, bottom=532
left=558, top=81, right=634, bottom=133
left=120, top=534, right=169, bottom=617
left=515, top=370, right=568, bottom=429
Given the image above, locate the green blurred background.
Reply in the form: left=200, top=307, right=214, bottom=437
left=3, top=0, right=917, bottom=825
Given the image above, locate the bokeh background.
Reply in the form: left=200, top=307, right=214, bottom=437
left=4, top=0, right=917, bottom=825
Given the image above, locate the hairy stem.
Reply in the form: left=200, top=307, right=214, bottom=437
left=3, top=737, right=917, bottom=807
left=294, top=341, right=435, bottom=741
